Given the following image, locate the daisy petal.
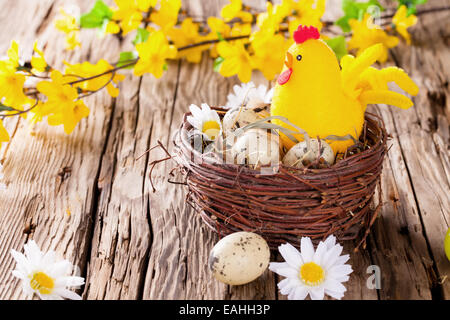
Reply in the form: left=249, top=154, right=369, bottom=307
left=292, top=285, right=309, bottom=300
left=54, top=288, right=82, bottom=300
left=189, top=104, right=203, bottom=119
left=11, top=270, right=25, bottom=279
left=278, top=243, right=303, bottom=269
left=265, top=87, right=274, bottom=102
left=323, top=235, right=336, bottom=249
left=300, top=237, right=314, bottom=262
left=335, top=254, right=350, bottom=266
left=310, top=286, right=325, bottom=300
left=187, top=115, right=197, bottom=128
left=48, top=260, right=72, bottom=278
left=325, top=288, right=345, bottom=300
left=322, top=245, right=343, bottom=270
left=324, top=278, right=347, bottom=293
left=201, top=103, right=211, bottom=112
left=269, top=262, right=289, bottom=272
left=329, top=264, right=353, bottom=277
left=24, top=240, right=42, bottom=265
left=278, top=278, right=299, bottom=295
left=271, top=266, right=298, bottom=279
left=333, top=275, right=350, bottom=283
left=11, top=250, right=32, bottom=274
left=312, top=241, right=327, bottom=265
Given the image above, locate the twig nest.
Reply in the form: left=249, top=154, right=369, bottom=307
left=283, top=138, right=335, bottom=168
left=231, top=129, right=281, bottom=166
left=222, top=103, right=270, bottom=137
left=209, top=232, right=270, bottom=285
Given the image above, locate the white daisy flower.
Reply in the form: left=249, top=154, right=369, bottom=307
left=269, top=235, right=353, bottom=300
left=187, top=103, right=222, bottom=141
left=225, top=82, right=274, bottom=109
left=10, top=240, right=85, bottom=300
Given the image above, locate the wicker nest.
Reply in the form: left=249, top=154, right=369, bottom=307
left=172, top=108, right=387, bottom=250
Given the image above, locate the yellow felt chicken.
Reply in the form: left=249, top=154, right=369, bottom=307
left=271, top=25, right=419, bottom=154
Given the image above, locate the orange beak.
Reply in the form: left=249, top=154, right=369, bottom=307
left=278, top=52, right=293, bottom=85
left=284, top=52, right=293, bottom=69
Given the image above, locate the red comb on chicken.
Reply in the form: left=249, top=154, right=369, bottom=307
left=293, top=25, right=320, bottom=44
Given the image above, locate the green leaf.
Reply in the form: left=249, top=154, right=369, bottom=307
left=117, top=51, right=137, bottom=69
left=80, top=0, right=113, bottom=29
left=397, top=0, right=428, bottom=15
left=213, top=56, right=224, bottom=72
left=132, top=28, right=150, bottom=45
left=325, top=36, right=348, bottom=61
left=0, top=102, right=14, bottom=112
left=336, top=0, right=384, bottom=32
left=216, top=32, right=224, bottom=41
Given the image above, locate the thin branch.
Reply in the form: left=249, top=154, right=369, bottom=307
left=66, top=60, right=137, bottom=85
left=0, top=97, right=39, bottom=119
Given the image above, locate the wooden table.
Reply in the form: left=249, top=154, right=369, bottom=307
left=0, top=0, right=448, bottom=300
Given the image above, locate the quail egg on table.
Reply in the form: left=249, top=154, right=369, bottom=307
left=282, top=138, right=335, bottom=168
left=231, top=129, right=281, bottom=166
left=209, top=232, right=270, bottom=285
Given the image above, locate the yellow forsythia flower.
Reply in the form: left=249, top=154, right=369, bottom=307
left=54, top=9, right=81, bottom=50
left=105, top=21, right=121, bottom=34
left=64, top=60, right=125, bottom=98
left=288, top=0, right=326, bottom=35
left=167, top=18, right=207, bottom=63
left=150, top=0, right=181, bottom=31
left=206, top=17, right=231, bottom=58
left=65, top=32, right=81, bottom=51
left=31, top=41, right=47, bottom=73
left=54, top=8, right=78, bottom=34
left=0, top=41, right=30, bottom=108
left=36, top=70, right=89, bottom=134
left=221, top=0, right=253, bottom=23
left=392, top=5, right=417, bottom=44
left=251, top=34, right=288, bottom=80
left=112, top=0, right=157, bottom=35
left=134, top=31, right=177, bottom=78
left=0, top=119, right=9, bottom=142
left=230, top=22, right=252, bottom=45
left=348, top=14, right=399, bottom=63
left=217, top=41, right=252, bottom=83
left=256, top=2, right=284, bottom=34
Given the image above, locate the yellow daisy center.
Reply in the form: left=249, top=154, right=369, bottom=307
left=299, top=262, right=325, bottom=286
left=29, top=271, right=55, bottom=295
left=202, top=120, right=220, bottom=140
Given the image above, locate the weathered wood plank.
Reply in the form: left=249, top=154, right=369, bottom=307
left=368, top=105, right=433, bottom=299
left=0, top=0, right=119, bottom=299
left=142, top=0, right=278, bottom=300
left=387, top=0, right=450, bottom=297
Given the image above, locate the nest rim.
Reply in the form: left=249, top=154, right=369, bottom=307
left=172, top=108, right=388, bottom=250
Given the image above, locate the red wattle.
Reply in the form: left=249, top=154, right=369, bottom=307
left=278, top=68, right=292, bottom=85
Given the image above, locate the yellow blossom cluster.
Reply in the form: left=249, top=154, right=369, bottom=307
left=0, top=41, right=125, bottom=139
left=0, top=1, right=423, bottom=141
left=54, top=8, right=81, bottom=50
left=52, top=1, right=419, bottom=82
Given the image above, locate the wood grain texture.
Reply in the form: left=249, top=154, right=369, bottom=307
left=0, top=0, right=119, bottom=299
left=0, top=0, right=448, bottom=300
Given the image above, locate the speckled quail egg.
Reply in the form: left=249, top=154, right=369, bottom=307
left=231, top=129, right=281, bottom=166
left=222, top=105, right=269, bottom=137
left=209, top=232, right=270, bottom=285
left=282, top=138, right=335, bottom=168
